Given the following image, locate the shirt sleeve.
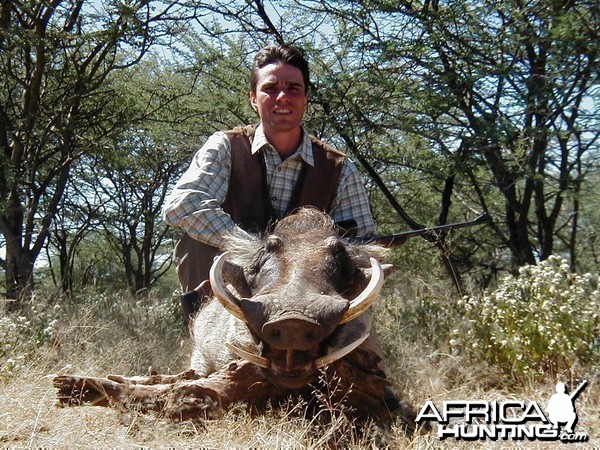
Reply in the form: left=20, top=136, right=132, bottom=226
left=162, top=132, right=247, bottom=249
left=328, top=158, right=376, bottom=237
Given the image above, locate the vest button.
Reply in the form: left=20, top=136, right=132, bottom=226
left=272, top=196, right=277, bottom=201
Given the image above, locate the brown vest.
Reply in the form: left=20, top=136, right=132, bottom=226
left=175, top=126, right=346, bottom=291
left=222, top=125, right=345, bottom=231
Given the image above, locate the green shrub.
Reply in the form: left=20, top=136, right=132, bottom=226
left=451, top=256, right=599, bottom=381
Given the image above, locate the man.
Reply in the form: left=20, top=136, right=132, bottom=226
left=547, top=382, right=577, bottom=433
left=162, top=45, right=375, bottom=318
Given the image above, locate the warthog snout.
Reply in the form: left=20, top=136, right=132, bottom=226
left=262, top=315, right=325, bottom=351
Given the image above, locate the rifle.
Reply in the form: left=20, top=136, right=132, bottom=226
left=570, top=380, right=588, bottom=401
left=353, top=213, right=493, bottom=247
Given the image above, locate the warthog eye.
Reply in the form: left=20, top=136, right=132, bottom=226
left=249, top=236, right=281, bottom=274
left=325, top=238, right=356, bottom=293
left=246, top=237, right=282, bottom=289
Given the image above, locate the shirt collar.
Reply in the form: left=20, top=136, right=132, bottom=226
left=251, top=124, right=315, bottom=166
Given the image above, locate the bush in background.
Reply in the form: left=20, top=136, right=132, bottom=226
left=451, top=256, right=599, bottom=382
left=0, top=299, right=62, bottom=378
left=0, top=288, right=189, bottom=379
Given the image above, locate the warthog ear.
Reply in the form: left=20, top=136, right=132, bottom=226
left=361, top=262, right=394, bottom=288
left=380, top=263, right=395, bottom=277
left=344, top=262, right=394, bottom=301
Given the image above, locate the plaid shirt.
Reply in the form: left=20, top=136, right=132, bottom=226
left=162, top=125, right=375, bottom=249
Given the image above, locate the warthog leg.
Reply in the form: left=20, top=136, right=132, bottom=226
left=105, top=369, right=199, bottom=385
left=53, top=353, right=418, bottom=429
left=54, top=361, right=288, bottom=421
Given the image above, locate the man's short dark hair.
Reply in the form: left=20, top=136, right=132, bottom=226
left=250, top=45, right=310, bottom=94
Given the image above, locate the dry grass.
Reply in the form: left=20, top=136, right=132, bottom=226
left=0, top=286, right=598, bottom=449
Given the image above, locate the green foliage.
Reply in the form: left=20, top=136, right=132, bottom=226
left=3, top=0, right=598, bottom=300
left=451, top=256, right=600, bottom=382
left=307, top=0, right=599, bottom=271
left=575, top=169, right=600, bottom=274
left=377, top=282, right=458, bottom=350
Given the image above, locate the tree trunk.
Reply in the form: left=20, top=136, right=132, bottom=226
left=4, top=235, right=35, bottom=312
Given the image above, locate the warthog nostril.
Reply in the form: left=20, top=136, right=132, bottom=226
left=267, top=329, right=281, bottom=341
left=304, top=331, right=317, bottom=342
left=262, top=317, right=325, bottom=351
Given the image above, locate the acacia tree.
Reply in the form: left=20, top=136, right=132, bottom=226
left=47, top=167, right=106, bottom=295
left=94, top=134, right=177, bottom=295
left=295, top=0, right=599, bottom=273
left=45, top=55, right=204, bottom=295
left=0, top=0, right=195, bottom=309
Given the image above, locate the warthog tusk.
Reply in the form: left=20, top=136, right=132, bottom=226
left=226, top=343, right=270, bottom=368
left=314, top=331, right=370, bottom=369
left=226, top=330, right=370, bottom=372
left=339, top=257, right=384, bottom=324
left=286, top=349, right=294, bottom=371
left=210, top=252, right=247, bottom=323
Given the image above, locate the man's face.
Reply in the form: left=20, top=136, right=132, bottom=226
left=249, top=63, right=308, bottom=137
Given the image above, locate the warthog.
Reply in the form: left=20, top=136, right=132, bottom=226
left=54, top=207, right=416, bottom=427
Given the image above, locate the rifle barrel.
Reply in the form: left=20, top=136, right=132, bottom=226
left=570, top=380, right=588, bottom=401
left=359, top=213, right=492, bottom=247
